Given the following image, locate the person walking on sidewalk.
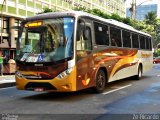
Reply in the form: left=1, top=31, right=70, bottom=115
left=0, top=54, right=4, bottom=76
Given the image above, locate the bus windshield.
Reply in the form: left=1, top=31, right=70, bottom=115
left=16, top=17, right=74, bottom=63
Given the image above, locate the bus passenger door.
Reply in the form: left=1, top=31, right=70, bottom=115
left=76, top=22, right=94, bottom=90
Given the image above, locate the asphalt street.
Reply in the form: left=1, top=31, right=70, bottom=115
left=0, top=64, right=160, bottom=120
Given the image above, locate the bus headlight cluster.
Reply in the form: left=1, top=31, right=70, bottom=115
left=15, top=71, right=24, bottom=78
left=57, top=67, right=73, bottom=79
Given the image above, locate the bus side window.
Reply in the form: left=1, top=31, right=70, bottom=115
left=146, top=37, right=149, bottom=50
left=149, top=37, right=152, bottom=50
left=110, top=26, right=122, bottom=47
left=122, top=30, right=131, bottom=48
left=140, top=35, right=146, bottom=49
left=132, top=33, right=139, bottom=48
left=94, top=22, right=109, bottom=46
left=111, top=38, right=118, bottom=46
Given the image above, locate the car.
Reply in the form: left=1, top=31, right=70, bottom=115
left=153, top=57, right=160, bottom=64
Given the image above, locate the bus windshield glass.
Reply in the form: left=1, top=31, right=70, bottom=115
left=16, top=17, right=74, bottom=63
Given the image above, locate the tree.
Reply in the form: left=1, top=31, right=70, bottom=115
left=39, top=7, right=160, bottom=50
left=153, top=19, right=160, bottom=48
left=145, top=11, right=157, bottom=25
left=110, top=13, right=123, bottom=22
left=122, top=17, right=134, bottom=26
left=38, top=8, right=54, bottom=14
left=73, top=7, right=87, bottom=12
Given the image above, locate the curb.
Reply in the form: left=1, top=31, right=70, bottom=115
left=0, top=82, right=15, bottom=89
left=0, top=75, right=15, bottom=88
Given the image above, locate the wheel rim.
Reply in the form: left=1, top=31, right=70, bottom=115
left=97, top=71, right=105, bottom=90
left=138, top=68, right=142, bottom=78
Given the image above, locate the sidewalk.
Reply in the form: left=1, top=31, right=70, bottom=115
left=0, top=75, right=15, bottom=88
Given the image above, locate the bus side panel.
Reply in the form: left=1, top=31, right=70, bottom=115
left=75, top=48, right=139, bottom=90
left=138, top=50, right=153, bottom=73
left=108, top=49, right=139, bottom=82
left=76, top=51, right=96, bottom=91
left=92, top=48, right=139, bottom=82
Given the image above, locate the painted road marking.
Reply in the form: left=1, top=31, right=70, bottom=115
left=102, top=84, right=132, bottom=95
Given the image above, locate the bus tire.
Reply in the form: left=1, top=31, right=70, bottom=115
left=93, top=69, right=106, bottom=93
left=135, top=65, right=142, bottom=80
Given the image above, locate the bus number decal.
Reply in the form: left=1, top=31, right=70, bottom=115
left=20, top=53, right=29, bottom=61
left=26, top=56, right=38, bottom=62
left=141, top=52, right=152, bottom=58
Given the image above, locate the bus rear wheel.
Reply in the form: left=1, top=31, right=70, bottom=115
left=135, top=65, right=142, bottom=80
left=93, top=69, right=106, bottom=93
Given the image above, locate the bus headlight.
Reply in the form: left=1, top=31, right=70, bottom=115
left=15, top=71, right=24, bottom=78
left=57, top=67, right=73, bottom=79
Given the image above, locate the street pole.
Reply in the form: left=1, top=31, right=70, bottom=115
left=130, top=0, right=152, bottom=20
left=1, top=0, right=6, bottom=48
left=0, top=0, right=6, bottom=76
left=134, top=0, right=136, bottom=20
left=130, top=0, right=136, bottom=20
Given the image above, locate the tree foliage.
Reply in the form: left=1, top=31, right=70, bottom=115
left=38, top=8, right=54, bottom=14
left=40, top=7, right=160, bottom=55
left=73, top=7, right=135, bottom=27
left=145, top=11, right=157, bottom=25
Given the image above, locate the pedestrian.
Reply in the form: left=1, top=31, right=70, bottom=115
left=0, top=54, right=4, bottom=76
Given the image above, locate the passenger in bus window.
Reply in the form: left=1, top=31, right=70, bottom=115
left=111, top=38, right=118, bottom=46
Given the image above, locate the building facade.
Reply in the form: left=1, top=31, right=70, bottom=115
left=0, top=0, right=125, bottom=73
left=126, top=4, right=158, bottom=20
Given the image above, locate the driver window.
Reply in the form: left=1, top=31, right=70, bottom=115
left=77, top=26, right=92, bottom=51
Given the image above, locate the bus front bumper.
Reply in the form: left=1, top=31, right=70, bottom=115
left=15, top=75, right=76, bottom=92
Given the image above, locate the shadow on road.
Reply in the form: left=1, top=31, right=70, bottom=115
left=20, top=89, right=96, bottom=102
left=20, top=75, right=152, bottom=102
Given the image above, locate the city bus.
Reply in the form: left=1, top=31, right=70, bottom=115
left=15, top=11, right=153, bottom=93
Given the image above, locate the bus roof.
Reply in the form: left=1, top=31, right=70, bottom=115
left=25, top=11, right=151, bottom=37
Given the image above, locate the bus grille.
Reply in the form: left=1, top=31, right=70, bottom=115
left=25, top=82, right=57, bottom=91
left=23, top=75, right=54, bottom=80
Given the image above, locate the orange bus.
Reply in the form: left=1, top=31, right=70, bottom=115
left=15, top=11, right=153, bottom=93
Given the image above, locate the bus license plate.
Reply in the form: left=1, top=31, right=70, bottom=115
left=34, top=88, right=45, bottom=92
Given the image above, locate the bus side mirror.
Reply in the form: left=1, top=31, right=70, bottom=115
left=79, top=19, right=85, bottom=29
left=11, top=26, right=21, bottom=30
left=77, top=19, right=86, bottom=41
left=83, top=28, right=90, bottom=41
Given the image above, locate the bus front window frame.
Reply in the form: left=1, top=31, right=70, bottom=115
left=16, top=17, right=75, bottom=63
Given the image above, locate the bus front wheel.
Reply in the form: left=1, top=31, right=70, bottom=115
left=93, top=69, right=106, bottom=93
